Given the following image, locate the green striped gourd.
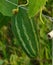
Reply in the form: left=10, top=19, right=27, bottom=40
left=12, top=7, right=39, bottom=58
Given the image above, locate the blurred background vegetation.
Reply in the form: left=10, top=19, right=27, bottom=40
left=0, top=0, right=53, bottom=65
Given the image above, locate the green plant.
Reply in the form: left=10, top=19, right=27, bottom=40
left=0, top=0, right=53, bottom=65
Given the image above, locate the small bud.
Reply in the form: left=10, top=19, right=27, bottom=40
left=48, top=30, right=53, bottom=39
left=12, top=8, right=19, bottom=15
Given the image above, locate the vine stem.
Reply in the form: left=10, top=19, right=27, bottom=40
left=40, top=8, right=44, bottom=24
left=6, top=0, right=28, bottom=10
left=6, top=0, right=29, bottom=7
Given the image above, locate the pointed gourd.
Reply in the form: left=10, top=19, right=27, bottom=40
left=12, top=7, right=39, bottom=58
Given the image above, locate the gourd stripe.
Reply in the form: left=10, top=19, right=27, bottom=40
left=29, top=18, right=39, bottom=53
left=22, top=19, right=36, bottom=56
left=12, top=22, right=33, bottom=58
left=12, top=15, right=35, bottom=57
left=21, top=10, right=37, bottom=52
left=20, top=8, right=38, bottom=56
left=15, top=15, right=34, bottom=57
left=16, top=14, right=35, bottom=56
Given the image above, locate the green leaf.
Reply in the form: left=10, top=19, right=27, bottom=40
left=28, top=0, right=47, bottom=17
left=0, top=0, right=18, bottom=16
left=0, top=13, right=10, bottom=28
